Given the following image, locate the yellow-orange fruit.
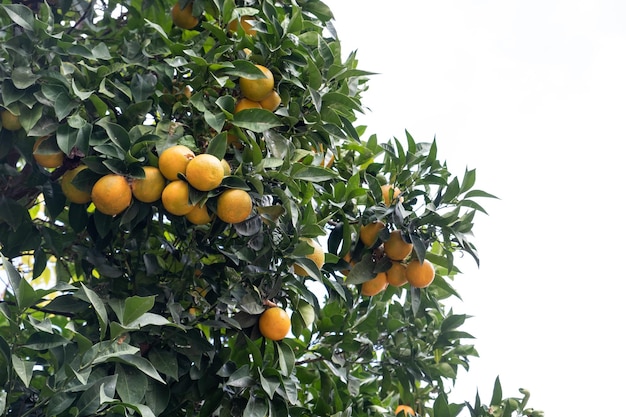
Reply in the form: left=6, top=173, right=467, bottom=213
left=359, top=221, right=385, bottom=247
left=239, top=65, right=274, bottom=101
left=158, top=145, right=195, bottom=181
left=227, top=15, right=257, bottom=36
left=161, top=180, right=194, bottom=216
left=33, top=136, right=64, bottom=168
left=361, top=272, right=388, bottom=296
left=405, top=259, right=435, bottom=289
left=293, top=238, right=325, bottom=276
left=234, top=98, right=262, bottom=113
left=131, top=166, right=166, bottom=203
left=1, top=110, right=21, bottom=131
left=216, top=188, right=252, bottom=224
left=185, top=154, right=224, bottom=191
left=395, top=405, right=416, bottom=416
left=61, top=165, right=92, bottom=204
left=381, top=184, right=402, bottom=206
left=91, top=174, right=132, bottom=216
left=258, top=307, right=291, bottom=341
left=171, top=1, right=199, bottom=29
left=259, top=90, right=281, bottom=112
left=383, top=230, right=413, bottom=261
left=221, top=159, right=231, bottom=175
left=386, top=261, right=408, bottom=287
left=185, top=204, right=213, bottom=225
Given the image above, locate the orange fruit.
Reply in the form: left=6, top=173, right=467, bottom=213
left=239, top=65, right=274, bottom=101
left=386, top=261, right=408, bottom=287
left=216, top=188, right=252, bottom=224
left=259, top=90, right=281, bottom=112
left=171, top=1, right=199, bottom=29
left=131, top=166, right=166, bottom=203
left=395, top=405, right=416, bottom=416
left=185, top=204, right=213, bottom=225
left=91, top=174, right=133, bottom=216
left=359, top=221, right=385, bottom=247
left=1, top=110, right=21, bottom=131
left=383, top=230, right=413, bottom=261
left=221, top=159, right=231, bottom=175
left=361, top=272, right=388, bottom=296
left=61, top=165, right=92, bottom=204
left=161, top=180, right=194, bottom=216
left=405, top=259, right=435, bottom=288
left=33, top=136, right=64, bottom=168
left=234, top=98, right=262, bottom=113
left=381, top=184, right=402, bottom=206
left=340, top=252, right=354, bottom=276
left=158, top=144, right=195, bottom=181
left=185, top=154, right=224, bottom=192
left=258, top=307, right=291, bottom=341
left=227, top=15, right=257, bottom=36
left=294, top=238, right=325, bottom=276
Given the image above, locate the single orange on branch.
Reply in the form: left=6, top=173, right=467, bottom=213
left=158, top=144, right=195, bottom=181
left=258, top=307, right=291, bottom=341
left=239, top=65, right=274, bottom=101
left=171, top=1, right=199, bottom=29
left=91, top=174, right=133, bottom=216
left=406, top=259, right=435, bottom=288
left=395, top=405, right=416, bottom=416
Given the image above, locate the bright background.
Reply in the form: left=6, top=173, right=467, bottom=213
left=325, top=1, right=626, bottom=415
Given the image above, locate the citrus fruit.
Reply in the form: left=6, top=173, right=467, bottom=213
left=91, top=174, right=133, bottom=216
left=386, top=261, right=408, bottom=287
left=359, top=221, right=385, bottom=247
left=293, top=238, right=325, bottom=276
left=131, top=166, right=166, bottom=203
left=33, top=136, right=64, bottom=168
left=1, top=110, right=21, bottom=131
left=185, top=204, right=213, bottom=225
left=258, top=307, right=291, bottom=341
left=227, top=15, right=257, bottom=36
left=158, top=145, right=195, bottom=181
left=171, top=1, right=199, bottom=29
left=406, top=259, right=435, bottom=288
left=61, top=165, right=92, bottom=204
left=161, top=180, right=194, bottom=216
left=216, top=188, right=252, bottom=224
left=383, top=230, right=413, bottom=261
left=361, top=272, right=388, bottom=296
left=239, top=65, right=274, bottom=101
left=185, top=154, right=224, bottom=192
left=234, top=98, right=262, bottom=113
left=395, top=405, right=416, bottom=416
left=340, top=252, right=354, bottom=276
left=259, top=90, right=281, bottom=112
left=221, top=159, right=231, bottom=175
left=381, top=184, right=402, bottom=206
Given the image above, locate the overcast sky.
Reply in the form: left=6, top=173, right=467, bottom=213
left=325, top=1, right=626, bottom=415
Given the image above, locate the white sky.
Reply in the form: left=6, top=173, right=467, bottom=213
left=325, top=1, right=626, bottom=415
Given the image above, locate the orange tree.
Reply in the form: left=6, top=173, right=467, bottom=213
left=0, top=1, right=543, bottom=416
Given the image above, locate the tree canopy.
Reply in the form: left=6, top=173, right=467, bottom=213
left=0, top=1, right=542, bottom=416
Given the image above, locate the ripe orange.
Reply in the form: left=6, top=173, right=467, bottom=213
left=294, top=238, right=325, bottom=276
left=361, top=272, right=388, bottom=296
left=395, top=405, right=416, bottom=416
left=359, top=221, right=385, bottom=247
left=227, top=15, right=257, bottom=36
left=383, top=230, right=413, bottom=261
left=1, top=110, right=21, bottom=131
left=234, top=98, right=262, bottom=113
left=405, top=259, right=435, bottom=288
left=61, top=165, right=92, bottom=204
left=216, top=188, right=252, bottom=224
left=91, top=174, right=133, bottom=216
left=158, top=145, right=195, bottom=181
left=185, top=204, right=213, bottom=225
left=131, top=166, right=166, bottom=203
left=185, top=154, right=224, bottom=191
left=221, top=159, right=231, bottom=175
left=33, top=136, right=64, bottom=168
left=161, top=180, right=194, bottom=216
left=381, top=184, right=402, bottom=206
left=386, top=261, right=408, bottom=287
left=171, top=1, right=199, bottom=29
left=239, top=65, right=274, bottom=101
left=259, top=90, right=281, bottom=112
left=258, top=307, right=291, bottom=341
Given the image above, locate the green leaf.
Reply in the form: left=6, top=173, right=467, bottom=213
left=75, top=375, right=117, bottom=417
left=277, top=342, right=295, bottom=376
left=1, top=253, right=38, bottom=310
left=115, top=363, right=148, bottom=404
left=113, top=354, right=165, bottom=384
left=243, top=395, right=268, bottom=417
left=122, top=295, right=155, bottom=326
left=433, top=392, right=451, bottom=417
left=291, top=164, right=339, bottom=182
left=144, top=378, right=170, bottom=416
left=491, top=376, right=503, bottom=406
left=131, top=73, right=157, bottom=102
left=11, top=355, right=34, bottom=387
left=232, top=109, right=282, bottom=132
left=12, top=67, right=40, bottom=89
left=22, top=332, right=71, bottom=350
left=79, top=283, right=108, bottom=340
left=96, top=119, right=131, bottom=152
left=0, top=5, right=34, bottom=31
left=148, top=348, right=179, bottom=381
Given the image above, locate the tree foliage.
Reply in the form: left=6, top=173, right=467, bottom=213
left=0, top=1, right=542, bottom=416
